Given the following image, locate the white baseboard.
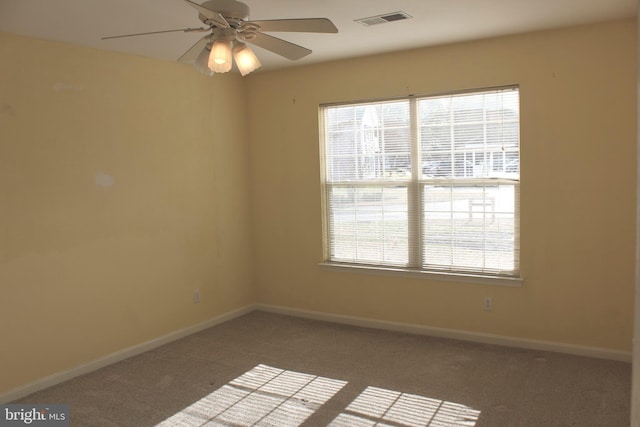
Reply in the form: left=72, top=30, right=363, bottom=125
left=3, top=302, right=630, bottom=403
left=256, top=303, right=632, bottom=363
left=0, top=304, right=257, bottom=404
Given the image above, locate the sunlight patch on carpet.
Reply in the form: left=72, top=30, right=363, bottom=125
left=328, top=386, right=481, bottom=426
left=155, top=364, right=347, bottom=426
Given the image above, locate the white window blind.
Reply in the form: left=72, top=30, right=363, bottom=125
left=321, top=86, right=520, bottom=278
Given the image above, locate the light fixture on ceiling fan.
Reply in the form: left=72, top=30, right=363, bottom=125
left=194, top=26, right=261, bottom=76
left=103, top=0, right=338, bottom=77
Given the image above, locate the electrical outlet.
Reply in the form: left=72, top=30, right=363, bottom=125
left=483, top=296, right=493, bottom=312
left=193, top=289, right=201, bottom=304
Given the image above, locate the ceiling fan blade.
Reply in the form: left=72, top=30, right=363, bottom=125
left=245, top=32, right=311, bottom=60
left=246, top=18, right=338, bottom=33
left=102, top=27, right=207, bottom=40
left=183, top=0, right=229, bottom=28
left=178, top=34, right=211, bottom=63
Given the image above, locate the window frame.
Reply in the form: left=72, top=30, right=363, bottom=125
left=319, top=86, right=522, bottom=286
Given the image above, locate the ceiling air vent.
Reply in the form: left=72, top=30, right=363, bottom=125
left=355, top=11, right=412, bottom=27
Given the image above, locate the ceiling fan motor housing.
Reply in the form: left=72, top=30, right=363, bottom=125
left=200, top=0, right=249, bottom=26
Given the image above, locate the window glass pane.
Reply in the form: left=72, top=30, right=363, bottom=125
left=420, top=97, right=451, bottom=125
left=325, top=101, right=411, bottom=182
left=328, top=186, right=408, bottom=266
left=422, top=126, right=451, bottom=152
left=454, top=123, right=483, bottom=151
left=485, top=90, right=520, bottom=121
left=419, top=88, right=520, bottom=182
left=422, top=184, right=516, bottom=274
left=452, top=94, right=484, bottom=123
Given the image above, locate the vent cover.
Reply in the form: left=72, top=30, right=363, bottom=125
left=355, top=11, right=412, bottom=27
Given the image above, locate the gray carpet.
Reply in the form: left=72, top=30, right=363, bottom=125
left=14, top=311, right=631, bottom=426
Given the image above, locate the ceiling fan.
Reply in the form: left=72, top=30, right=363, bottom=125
left=102, top=0, right=339, bottom=76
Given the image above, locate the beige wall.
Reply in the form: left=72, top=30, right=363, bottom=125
left=0, top=32, right=255, bottom=394
left=247, top=19, right=637, bottom=352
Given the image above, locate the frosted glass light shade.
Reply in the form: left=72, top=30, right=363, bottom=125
left=208, top=39, right=232, bottom=73
left=195, top=46, right=214, bottom=76
left=233, top=44, right=261, bottom=76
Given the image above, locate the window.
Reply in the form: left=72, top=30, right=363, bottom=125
left=320, top=86, right=520, bottom=280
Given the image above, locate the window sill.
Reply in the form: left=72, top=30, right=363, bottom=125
left=318, top=262, right=523, bottom=287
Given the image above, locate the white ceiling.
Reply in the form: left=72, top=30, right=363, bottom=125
left=0, top=0, right=636, bottom=73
